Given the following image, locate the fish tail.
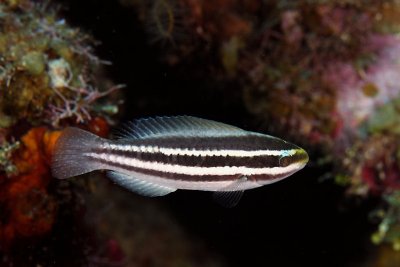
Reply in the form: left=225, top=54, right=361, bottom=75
left=52, top=127, right=103, bottom=179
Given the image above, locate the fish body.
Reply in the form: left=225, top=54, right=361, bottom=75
left=52, top=116, right=308, bottom=206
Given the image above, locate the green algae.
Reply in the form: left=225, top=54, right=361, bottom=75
left=20, top=51, right=46, bottom=75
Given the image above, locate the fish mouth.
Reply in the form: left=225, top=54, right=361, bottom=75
left=288, top=148, right=308, bottom=173
left=295, top=148, right=309, bottom=167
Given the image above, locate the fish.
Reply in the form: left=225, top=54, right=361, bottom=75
left=51, top=116, right=308, bottom=207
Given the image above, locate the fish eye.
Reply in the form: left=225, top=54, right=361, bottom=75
left=279, top=156, right=291, bottom=167
left=278, top=150, right=293, bottom=167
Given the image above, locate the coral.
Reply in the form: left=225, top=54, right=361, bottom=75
left=0, top=0, right=122, bottom=259
left=0, top=1, right=122, bottom=127
left=0, top=116, right=111, bottom=251
left=125, top=0, right=375, bottom=144
left=242, top=3, right=374, bottom=145
left=340, top=134, right=400, bottom=196
left=323, top=35, right=400, bottom=139
left=0, top=127, right=60, bottom=249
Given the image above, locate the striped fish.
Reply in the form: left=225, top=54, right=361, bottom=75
left=52, top=116, right=308, bottom=207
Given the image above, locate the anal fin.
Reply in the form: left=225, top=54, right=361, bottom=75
left=107, top=171, right=177, bottom=197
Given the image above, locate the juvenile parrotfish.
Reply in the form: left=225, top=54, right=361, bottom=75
left=52, top=116, right=308, bottom=207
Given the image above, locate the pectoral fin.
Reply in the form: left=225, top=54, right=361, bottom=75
left=213, top=191, right=244, bottom=208
left=212, top=176, right=249, bottom=208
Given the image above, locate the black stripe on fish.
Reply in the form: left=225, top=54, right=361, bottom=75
left=116, top=135, right=296, bottom=151
left=89, top=156, right=286, bottom=182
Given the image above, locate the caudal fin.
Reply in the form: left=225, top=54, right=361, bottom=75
left=52, top=127, right=103, bottom=179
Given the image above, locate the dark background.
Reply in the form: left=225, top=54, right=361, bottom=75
left=55, top=1, right=377, bottom=266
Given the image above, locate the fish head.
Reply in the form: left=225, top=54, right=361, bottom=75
left=254, top=138, right=309, bottom=185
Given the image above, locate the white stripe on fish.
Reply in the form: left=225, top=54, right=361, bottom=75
left=101, top=143, right=298, bottom=157
left=85, top=152, right=304, bottom=176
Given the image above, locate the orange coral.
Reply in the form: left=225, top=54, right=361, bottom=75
left=0, top=117, right=110, bottom=249
left=86, top=116, right=110, bottom=138
left=0, top=127, right=60, bottom=248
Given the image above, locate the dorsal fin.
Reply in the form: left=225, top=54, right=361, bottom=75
left=114, top=116, right=247, bottom=140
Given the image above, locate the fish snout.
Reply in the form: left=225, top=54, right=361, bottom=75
left=295, top=148, right=309, bottom=168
